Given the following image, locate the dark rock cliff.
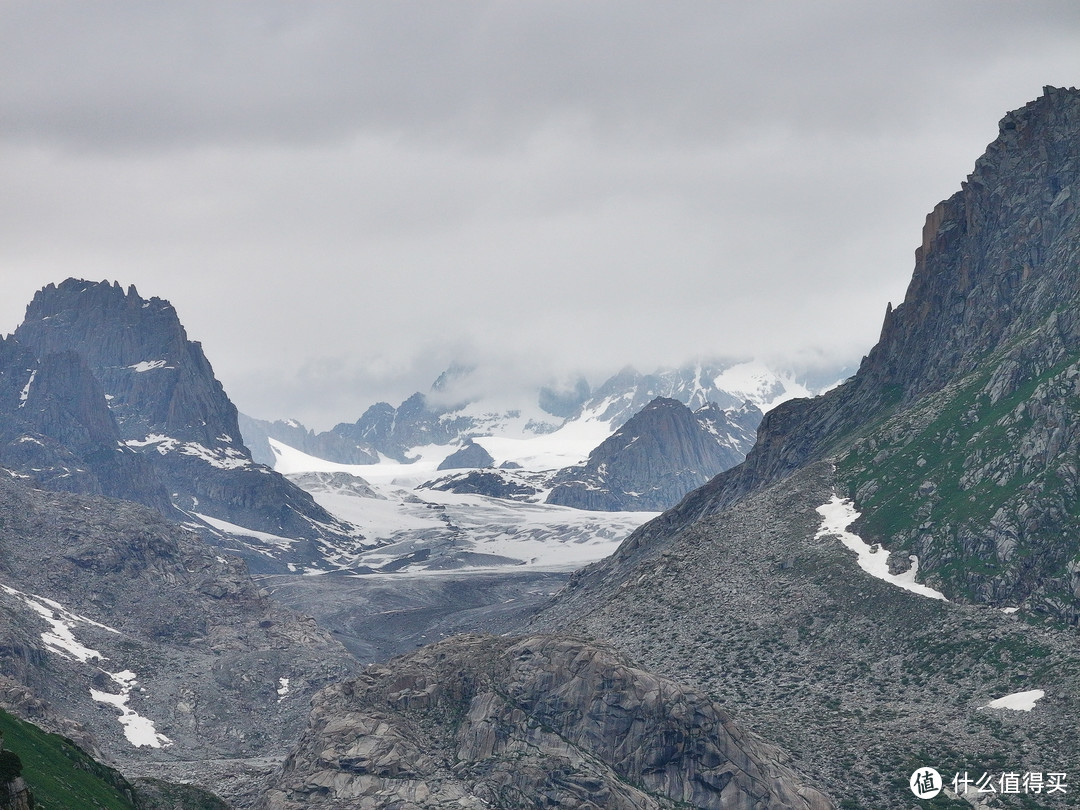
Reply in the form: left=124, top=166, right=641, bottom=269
left=0, top=336, right=171, bottom=511
left=437, top=439, right=495, bottom=470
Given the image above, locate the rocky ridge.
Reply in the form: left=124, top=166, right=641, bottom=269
left=262, top=634, right=833, bottom=810
left=535, top=462, right=1080, bottom=808
left=237, top=415, right=379, bottom=468
left=631, top=86, right=1080, bottom=623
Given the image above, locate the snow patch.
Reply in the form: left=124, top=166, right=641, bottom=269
left=713, top=360, right=812, bottom=411
left=18, top=370, right=35, bottom=407
left=90, top=670, right=173, bottom=748
left=815, top=496, right=949, bottom=602
left=126, top=435, right=251, bottom=469
left=277, top=677, right=290, bottom=701
left=125, top=434, right=178, bottom=452
left=980, top=689, right=1045, bottom=712
left=179, top=442, right=250, bottom=469
left=0, top=584, right=170, bottom=748
left=129, top=360, right=171, bottom=372
left=193, top=512, right=298, bottom=548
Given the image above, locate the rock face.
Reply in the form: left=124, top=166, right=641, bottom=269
left=345, top=392, right=480, bottom=462
left=643, top=86, right=1080, bottom=622
left=420, top=468, right=544, bottom=500
left=547, top=398, right=761, bottom=511
left=0, top=734, right=30, bottom=810
left=262, top=634, right=833, bottom=810
left=6, top=279, right=363, bottom=572
left=0, top=778, right=30, bottom=810
left=0, top=335, right=171, bottom=512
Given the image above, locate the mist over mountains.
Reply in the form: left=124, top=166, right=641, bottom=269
left=2, top=86, right=1080, bottom=810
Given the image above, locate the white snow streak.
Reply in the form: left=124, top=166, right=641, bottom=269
left=129, top=360, right=171, bottom=372
left=90, top=670, right=173, bottom=748
left=0, top=583, right=118, bottom=662
left=18, top=370, right=35, bottom=407
left=0, top=585, right=171, bottom=748
left=193, top=512, right=298, bottom=548
left=815, top=496, right=949, bottom=602
left=125, top=435, right=251, bottom=469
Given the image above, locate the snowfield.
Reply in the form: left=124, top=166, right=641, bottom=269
left=269, top=439, right=655, bottom=573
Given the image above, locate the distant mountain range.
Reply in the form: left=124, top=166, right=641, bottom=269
left=239, top=357, right=834, bottom=523
left=240, top=358, right=820, bottom=470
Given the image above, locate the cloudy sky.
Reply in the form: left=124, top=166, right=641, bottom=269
left=3, top=2, right=1079, bottom=428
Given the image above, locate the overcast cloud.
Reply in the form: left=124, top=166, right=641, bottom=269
left=2, top=2, right=1079, bottom=428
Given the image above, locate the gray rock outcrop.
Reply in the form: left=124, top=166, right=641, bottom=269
left=0, top=471, right=360, bottom=806
left=262, top=634, right=832, bottom=810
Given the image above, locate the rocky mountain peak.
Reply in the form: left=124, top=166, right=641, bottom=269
left=675, top=86, right=1080, bottom=518
left=15, top=278, right=241, bottom=449
left=860, top=85, right=1080, bottom=404
left=6, top=279, right=364, bottom=572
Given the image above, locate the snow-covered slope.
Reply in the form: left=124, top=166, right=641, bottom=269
left=227, top=360, right=834, bottom=574
left=269, top=440, right=655, bottom=573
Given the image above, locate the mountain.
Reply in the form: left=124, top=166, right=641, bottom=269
left=0, top=335, right=172, bottom=512
left=574, top=361, right=809, bottom=429
left=533, top=86, right=1080, bottom=807
left=546, top=398, right=761, bottom=511
left=241, top=359, right=815, bottom=471
left=5, top=279, right=367, bottom=573
left=436, top=438, right=495, bottom=470
left=637, top=85, right=1080, bottom=623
